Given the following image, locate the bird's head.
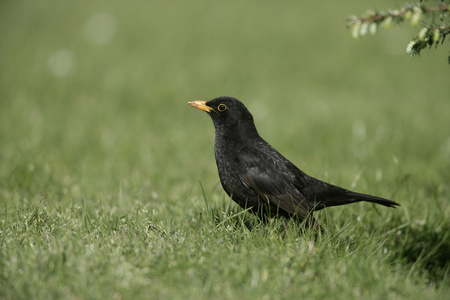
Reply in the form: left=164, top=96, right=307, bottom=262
left=188, top=96, right=259, bottom=140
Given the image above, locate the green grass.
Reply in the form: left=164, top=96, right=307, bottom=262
left=1, top=1, right=449, bottom=299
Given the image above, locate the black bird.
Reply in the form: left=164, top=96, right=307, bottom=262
left=188, top=96, right=399, bottom=229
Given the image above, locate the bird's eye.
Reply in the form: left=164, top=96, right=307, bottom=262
left=218, top=104, right=227, bottom=112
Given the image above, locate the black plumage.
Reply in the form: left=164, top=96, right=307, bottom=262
left=188, top=96, right=399, bottom=228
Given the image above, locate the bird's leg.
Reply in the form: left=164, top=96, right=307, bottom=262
left=306, top=216, right=325, bottom=234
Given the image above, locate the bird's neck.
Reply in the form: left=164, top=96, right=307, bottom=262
left=214, top=120, right=260, bottom=143
left=214, top=124, right=260, bottom=164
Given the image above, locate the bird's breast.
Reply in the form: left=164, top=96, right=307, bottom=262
left=214, top=139, right=244, bottom=196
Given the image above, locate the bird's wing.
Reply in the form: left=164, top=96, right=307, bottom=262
left=235, top=145, right=311, bottom=219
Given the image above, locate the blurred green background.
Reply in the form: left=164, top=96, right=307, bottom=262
left=1, top=0, right=449, bottom=213
left=1, top=1, right=448, bottom=209
left=1, top=1, right=450, bottom=298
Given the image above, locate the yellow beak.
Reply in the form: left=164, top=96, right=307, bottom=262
left=187, top=100, right=214, bottom=113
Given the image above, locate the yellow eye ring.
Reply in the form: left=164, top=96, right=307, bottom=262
left=218, top=104, right=227, bottom=112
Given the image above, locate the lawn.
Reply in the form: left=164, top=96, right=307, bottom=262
left=1, top=1, right=449, bottom=299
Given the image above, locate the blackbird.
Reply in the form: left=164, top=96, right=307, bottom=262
left=188, top=96, right=399, bottom=228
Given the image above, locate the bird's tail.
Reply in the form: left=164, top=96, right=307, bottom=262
left=316, top=190, right=400, bottom=210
